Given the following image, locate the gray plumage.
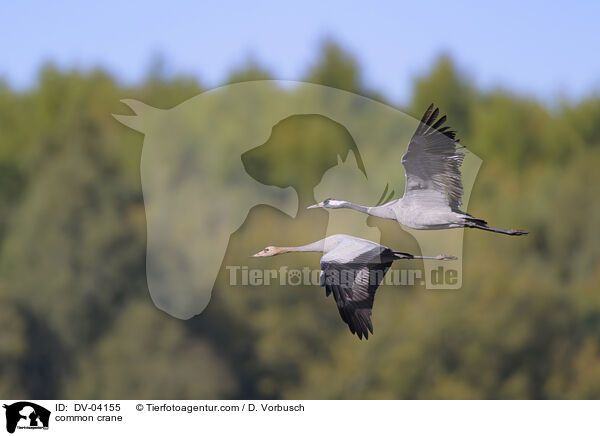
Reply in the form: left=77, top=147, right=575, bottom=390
left=402, top=104, right=465, bottom=212
left=252, top=234, right=455, bottom=339
left=308, top=104, right=528, bottom=236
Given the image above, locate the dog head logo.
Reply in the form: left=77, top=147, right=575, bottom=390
left=3, top=402, right=50, bottom=434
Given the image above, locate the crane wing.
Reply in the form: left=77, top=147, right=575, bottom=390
left=401, top=104, right=466, bottom=211
left=320, top=243, right=393, bottom=339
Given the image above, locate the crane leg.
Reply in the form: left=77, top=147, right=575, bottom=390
left=465, top=222, right=528, bottom=236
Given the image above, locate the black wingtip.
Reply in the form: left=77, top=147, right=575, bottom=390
left=428, top=107, right=440, bottom=125
left=420, top=104, right=434, bottom=124
left=416, top=104, right=460, bottom=142
left=355, top=331, right=369, bottom=340
left=431, top=114, right=447, bottom=130
left=352, top=315, right=374, bottom=340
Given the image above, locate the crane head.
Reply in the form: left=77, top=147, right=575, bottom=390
left=251, top=246, right=281, bottom=257
left=307, top=198, right=345, bottom=209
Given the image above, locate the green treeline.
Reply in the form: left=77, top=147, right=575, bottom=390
left=1, top=43, right=599, bottom=399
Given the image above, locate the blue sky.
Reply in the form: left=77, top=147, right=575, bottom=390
left=1, top=1, right=599, bottom=104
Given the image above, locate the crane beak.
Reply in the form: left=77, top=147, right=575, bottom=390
left=251, top=250, right=265, bottom=257
left=307, top=202, right=323, bottom=209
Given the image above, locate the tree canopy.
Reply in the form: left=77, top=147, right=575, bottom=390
left=1, top=43, right=599, bottom=399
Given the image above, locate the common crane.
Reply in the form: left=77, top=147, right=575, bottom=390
left=308, top=105, right=528, bottom=236
left=252, top=234, right=455, bottom=339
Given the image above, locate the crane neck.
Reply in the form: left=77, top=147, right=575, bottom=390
left=277, top=239, right=326, bottom=254
left=340, top=201, right=395, bottom=219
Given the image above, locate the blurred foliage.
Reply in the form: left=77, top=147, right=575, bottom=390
left=1, top=42, right=600, bottom=399
left=305, top=41, right=363, bottom=93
